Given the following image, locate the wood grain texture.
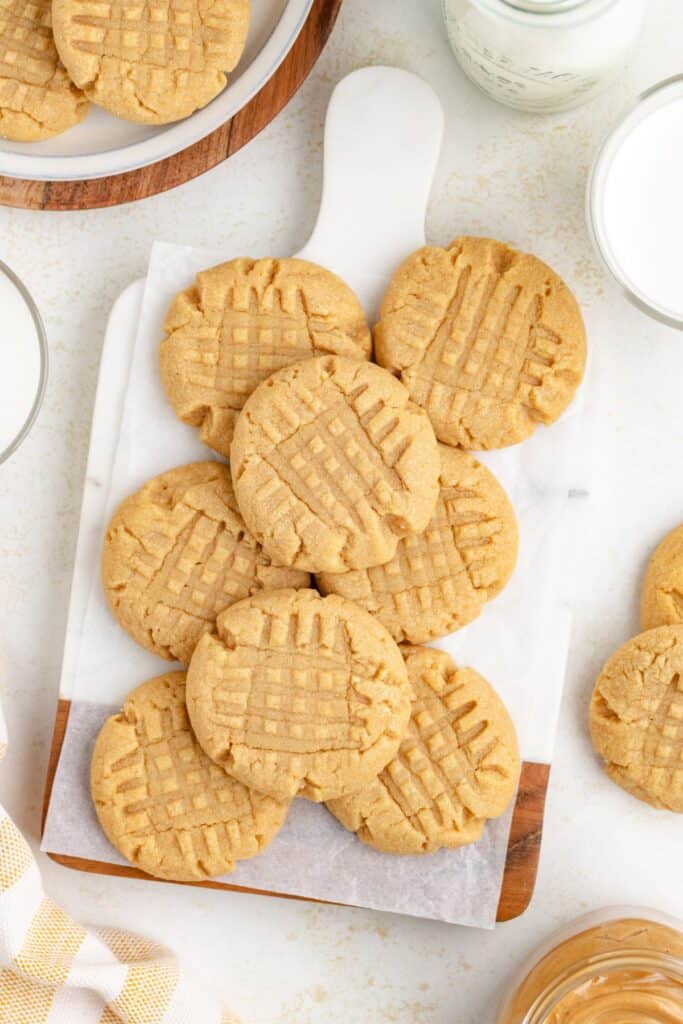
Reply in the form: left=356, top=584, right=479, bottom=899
left=0, top=0, right=343, bottom=211
left=496, top=761, right=550, bottom=922
left=42, top=699, right=548, bottom=921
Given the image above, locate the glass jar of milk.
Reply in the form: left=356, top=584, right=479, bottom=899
left=442, top=0, right=645, bottom=113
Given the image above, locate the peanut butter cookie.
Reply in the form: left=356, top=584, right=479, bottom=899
left=53, top=0, right=249, bottom=124
left=230, top=355, right=440, bottom=574
left=375, top=236, right=586, bottom=449
left=641, top=525, right=683, bottom=631
left=102, top=462, right=309, bottom=665
left=160, top=258, right=372, bottom=458
left=0, top=0, right=88, bottom=140
left=91, top=671, right=290, bottom=881
left=186, top=588, right=412, bottom=802
left=589, top=625, right=683, bottom=812
left=327, top=645, right=520, bottom=854
left=317, top=444, right=517, bottom=643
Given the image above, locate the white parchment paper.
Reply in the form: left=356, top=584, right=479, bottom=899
left=42, top=241, right=587, bottom=928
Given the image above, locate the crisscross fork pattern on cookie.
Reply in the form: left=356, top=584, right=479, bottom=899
left=184, top=286, right=315, bottom=410
left=376, top=678, right=492, bottom=836
left=65, top=0, right=231, bottom=71
left=131, top=507, right=260, bottom=633
left=363, top=483, right=499, bottom=607
left=257, top=377, right=408, bottom=541
left=113, top=703, right=251, bottom=839
left=206, top=608, right=379, bottom=756
left=407, top=263, right=562, bottom=425
left=0, top=0, right=56, bottom=88
left=641, top=672, right=683, bottom=789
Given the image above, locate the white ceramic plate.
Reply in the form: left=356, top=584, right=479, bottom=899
left=0, top=0, right=313, bottom=182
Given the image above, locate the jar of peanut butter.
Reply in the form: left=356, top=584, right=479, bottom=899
left=498, top=908, right=683, bottom=1023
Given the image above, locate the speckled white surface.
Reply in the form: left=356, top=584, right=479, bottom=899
left=1, top=1, right=682, bottom=1021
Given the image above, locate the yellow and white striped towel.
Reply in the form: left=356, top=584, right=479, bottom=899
left=0, top=705, right=233, bottom=1024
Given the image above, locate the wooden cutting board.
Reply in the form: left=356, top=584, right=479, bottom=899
left=40, top=66, right=561, bottom=924
left=0, top=0, right=342, bottom=211
left=42, top=702, right=549, bottom=922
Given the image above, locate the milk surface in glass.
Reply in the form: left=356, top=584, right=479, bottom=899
left=600, top=90, right=683, bottom=322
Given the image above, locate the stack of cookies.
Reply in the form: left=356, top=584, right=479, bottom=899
left=93, top=240, right=588, bottom=882
left=0, top=0, right=250, bottom=140
left=590, top=524, right=683, bottom=814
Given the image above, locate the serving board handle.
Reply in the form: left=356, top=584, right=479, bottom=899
left=297, top=66, right=444, bottom=317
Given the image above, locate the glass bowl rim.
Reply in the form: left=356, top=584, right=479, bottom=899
left=0, top=260, right=48, bottom=466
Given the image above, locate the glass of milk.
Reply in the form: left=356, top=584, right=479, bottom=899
left=442, top=0, right=645, bottom=114
left=588, top=75, right=683, bottom=328
left=0, top=262, right=48, bottom=465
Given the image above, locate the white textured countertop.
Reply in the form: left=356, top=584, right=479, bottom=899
left=1, top=1, right=682, bottom=1020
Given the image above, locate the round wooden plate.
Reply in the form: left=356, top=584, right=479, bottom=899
left=0, top=0, right=342, bottom=212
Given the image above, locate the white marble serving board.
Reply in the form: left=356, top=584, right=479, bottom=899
left=42, top=67, right=587, bottom=927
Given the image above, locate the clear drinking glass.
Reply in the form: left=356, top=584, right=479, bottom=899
left=0, top=261, right=48, bottom=466
left=587, top=75, right=683, bottom=329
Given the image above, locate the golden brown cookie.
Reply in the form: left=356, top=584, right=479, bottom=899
left=91, top=672, right=290, bottom=881
left=160, top=258, right=372, bottom=458
left=589, top=626, right=683, bottom=812
left=317, top=444, right=517, bottom=643
left=52, top=0, right=249, bottom=124
left=102, top=462, right=309, bottom=665
left=230, top=355, right=440, bottom=574
left=327, top=645, right=520, bottom=854
left=375, top=236, right=586, bottom=450
left=641, top=525, right=683, bottom=631
left=186, top=588, right=412, bottom=802
left=0, top=0, right=88, bottom=141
